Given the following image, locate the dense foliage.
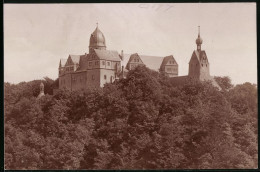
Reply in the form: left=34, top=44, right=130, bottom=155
left=4, top=66, right=258, bottom=169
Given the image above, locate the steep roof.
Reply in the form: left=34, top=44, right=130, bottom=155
left=76, top=55, right=88, bottom=71
left=69, top=55, right=81, bottom=64
left=193, top=50, right=208, bottom=63
left=94, top=49, right=121, bottom=61
left=59, top=58, right=67, bottom=67
left=125, top=53, right=145, bottom=70
left=123, top=53, right=165, bottom=71
left=159, top=55, right=178, bottom=71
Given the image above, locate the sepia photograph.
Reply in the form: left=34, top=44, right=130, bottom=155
left=4, top=3, right=257, bottom=170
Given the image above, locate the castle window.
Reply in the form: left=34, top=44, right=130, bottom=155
left=137, top=59, right=139, bottom=62
left=202, top=64, right=203, bottom=67
left=107, top=62, right=110, bottom=66
left=102, top=61, right=105, bottom=65
left=104, top=75, right=107, bottom=80
left=95, top=61, right=99, bottom=65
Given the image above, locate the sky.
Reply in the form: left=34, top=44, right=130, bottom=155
left=4, top=3, right=257, bottom=85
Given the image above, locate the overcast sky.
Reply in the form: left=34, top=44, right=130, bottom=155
left=4, top=3, right=256, bottom=85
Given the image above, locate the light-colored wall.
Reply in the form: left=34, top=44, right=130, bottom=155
left=100, top=68, right=116, bottom=87
left=199, top=63, right=210, bottom=81
left=164, top=65, right=178, bottom=77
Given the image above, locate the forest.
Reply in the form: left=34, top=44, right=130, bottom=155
left=4, top=66, right=258, bottom=169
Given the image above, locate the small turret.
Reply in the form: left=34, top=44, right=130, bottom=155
left=37, top=82, right=45, bottom=99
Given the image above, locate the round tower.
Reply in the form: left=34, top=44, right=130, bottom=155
left=89, top=23, right=106, bottom=53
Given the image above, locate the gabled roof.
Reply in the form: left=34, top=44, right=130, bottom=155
left=159, top=55, right=178, bottom=71
left=125, top=53, right=145, bottom=70
left=94, top=49, right=121, bottom=61
left=59, top=58, right=67, bottom=67
left=123, top=53, right=165, bottom=71
left=69, top=55, right=81, bottom=64
left=76, top=55, right=88, bottom=71
left=192, top=50, right=208, bottom=63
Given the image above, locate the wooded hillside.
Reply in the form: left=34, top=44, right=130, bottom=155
left=4, top=66, right=258, bottom=169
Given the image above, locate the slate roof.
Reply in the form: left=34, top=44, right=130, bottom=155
left=89, top=26, right=106, bottom=47
left=94, top=49, right=121, bottom=61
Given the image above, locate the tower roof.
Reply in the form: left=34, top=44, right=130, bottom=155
left=196, top=26, right=203, bottom=45
left=89, top=24, right=106, bottom=48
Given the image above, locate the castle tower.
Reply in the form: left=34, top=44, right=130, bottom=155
left=89, top=23, right=106, bottom=53
left=188, top=26, right=210, bottom=81
left=37, top=82, right=45, bottom=99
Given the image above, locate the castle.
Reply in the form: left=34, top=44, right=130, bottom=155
left=58, top=25, right=219, bottom=90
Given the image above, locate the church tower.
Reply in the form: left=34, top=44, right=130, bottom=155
left=188, top=26, right=210, bottom=81
left=89, top=23, right=106, bottom=53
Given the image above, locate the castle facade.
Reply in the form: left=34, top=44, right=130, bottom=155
left=58, top=25, right=219, bottom=90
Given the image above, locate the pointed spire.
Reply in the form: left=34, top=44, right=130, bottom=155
left=198, top=26, right=200, bottom=37
left=196, top=26, right=203, bottom=51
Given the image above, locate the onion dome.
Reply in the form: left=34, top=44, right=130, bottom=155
left=196, top=26, right=203, bottom=45
left=196, top=35, right=203, bottom=45
left=196, top=26, right=203, bottom=51
left=89, top=24, right=106, bottom=50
